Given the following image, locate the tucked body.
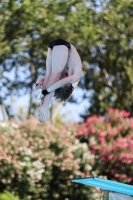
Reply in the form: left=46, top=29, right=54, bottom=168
left=35, top=39, right=82, bottom=124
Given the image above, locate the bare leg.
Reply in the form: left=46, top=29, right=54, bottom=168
left=38, top=91, right=54, bottom=124
left=42, top=48, right=52, bottom=89
left=51, top=45, right=68, bottom=74
left=44, top=45, right=69, bottom=89
left=38, top=45, right=68, bottom=124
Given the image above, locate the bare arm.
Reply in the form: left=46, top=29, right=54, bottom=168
left=47, top=74, right=81, bottom=92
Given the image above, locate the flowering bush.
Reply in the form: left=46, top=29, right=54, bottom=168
left=76, top=108, right=133, bottom=184
left=0, top=119, right=98, bottom=200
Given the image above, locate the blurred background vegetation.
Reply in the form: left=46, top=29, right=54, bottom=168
left=0, top=0, right=133, bottom=199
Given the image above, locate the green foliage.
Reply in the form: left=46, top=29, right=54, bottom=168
left=0, top=191, right=20, bottom=200
left=0, top=0, right=95, bottom=117
left=1, top=0, right=133, bottom=119
left=0, top=119, right=100, bottom=200
left=81, top=0, right=133, bottom=117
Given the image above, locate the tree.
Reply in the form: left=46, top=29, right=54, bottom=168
left=76, top=108, right=133, bottom=184
left=80, top=0, right=133, bottom=117
left=0, top=0, right=96, bottom=119
left=2, top=0, right=133, bottom=120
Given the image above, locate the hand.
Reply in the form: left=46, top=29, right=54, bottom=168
left=35, top=83, right=43, bottom=90
left=35, top=76, right=45, bottom=90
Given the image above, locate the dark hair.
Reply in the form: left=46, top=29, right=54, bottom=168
left=54, top=84, right=74, bottom=102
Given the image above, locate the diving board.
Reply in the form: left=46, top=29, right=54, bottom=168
left=72, top=177, right=133, bottom=196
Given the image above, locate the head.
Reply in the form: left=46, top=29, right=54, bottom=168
left=54, top=84, right=74, bottom=102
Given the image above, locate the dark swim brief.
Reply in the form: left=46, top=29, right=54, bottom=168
left=49, top=39, right=71, bottom=50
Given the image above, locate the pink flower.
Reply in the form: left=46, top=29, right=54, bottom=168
left=115, top=174, right=119, bottom=178
left=121, top=174, right=127, bottom=179
left=108, top=155, right=113, bottom=161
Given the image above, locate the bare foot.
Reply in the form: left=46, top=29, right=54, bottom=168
left=39, top=95, right=45, bottom=106
left=37, top=91, right=54, bottom=124
left=38, top=106, right=48, bottom=124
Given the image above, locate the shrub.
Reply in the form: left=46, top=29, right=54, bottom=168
left=0, top=119, right=98, bottom=200
left=76, top=108, right=133, bottom=184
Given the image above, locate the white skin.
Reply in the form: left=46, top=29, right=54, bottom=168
left=35, top=44, right=82, bottom=124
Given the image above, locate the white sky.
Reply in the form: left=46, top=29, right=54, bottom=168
left=0, top=86, right=90, bottom=123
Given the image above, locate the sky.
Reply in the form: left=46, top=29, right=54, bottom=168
left=0, top=82, right=90, bottom=123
